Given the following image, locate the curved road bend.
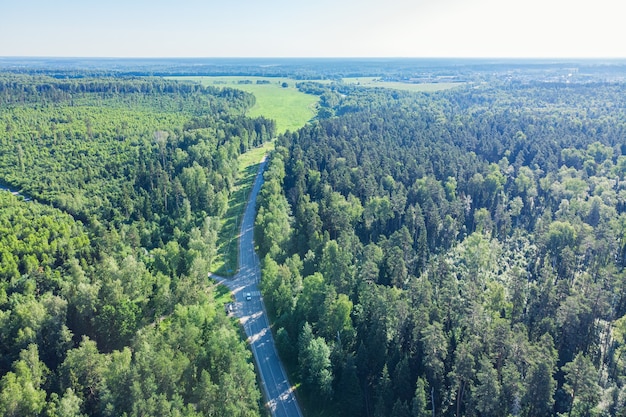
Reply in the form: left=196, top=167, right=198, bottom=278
left=220, top=157, right=304, bottom=417
left=0, top=184, right=31, bottom=201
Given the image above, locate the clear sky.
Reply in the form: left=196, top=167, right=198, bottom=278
left=1, top=0, right=624, bottom=58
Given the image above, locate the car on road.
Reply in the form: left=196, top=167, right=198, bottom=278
left=246, top=292, right=251, bottom=301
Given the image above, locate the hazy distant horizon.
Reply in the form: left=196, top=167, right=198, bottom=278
left=2, top=57, right=625, bottom=62
left=2, top=0, right=624, bottom=58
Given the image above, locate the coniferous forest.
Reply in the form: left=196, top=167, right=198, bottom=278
left=0, top=73, right=274, bottom=416
left=256, top=80, right=626, bottom=416
left=1, top=59, right=626, bottom=417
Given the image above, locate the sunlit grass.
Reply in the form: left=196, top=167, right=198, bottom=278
left=169, top=76, right=318, bottom=134
left=210, top=141, right=274, bottom=276
left=211, top=279, right=234, bottom=307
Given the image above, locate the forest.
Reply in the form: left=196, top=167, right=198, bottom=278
left=0, top=74, right=275, bottom=416
left=255, top=80, right=626, bottom=417
left=3, top=57, right=626, bottom=84
left=3, top=59, right=626, bottom=417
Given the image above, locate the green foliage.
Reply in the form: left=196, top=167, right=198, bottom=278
left=172, top=76, right=318, bottom=134
left=0, top=75, right=274, bottom=240
left=562, top=353, right=600, bottom=416
left=256, top=80, right=626, bottom=416
left=0, top=74, right=266, bottom=416
left=298, top=322, right=334, bottom=401
left=0, top=344, right=48, bottom=417
left=255, top=149, right=292, bottom=261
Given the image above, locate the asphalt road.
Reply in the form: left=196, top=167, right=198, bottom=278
left=0, top=184, right=31, bottom=201
left=220, top=157, right=304, bottom=417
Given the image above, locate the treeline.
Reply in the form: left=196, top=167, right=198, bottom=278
left=0, top=74, right=256, bottom=113
left=6, top=58, right=625, bottom=83
left=0, top=75, right=270, bottom=416
left=256, top=81, right=626, bottom=416
left=0, top=74, right=275, bottom=246
left=0, top=193, right=259, bottom=417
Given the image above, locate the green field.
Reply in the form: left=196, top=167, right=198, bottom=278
left=169, top=76, right=319, bottom=134
left=342, top=76, right=463, bottom=92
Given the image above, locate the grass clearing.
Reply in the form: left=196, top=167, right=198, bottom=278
left=169, top=76, right=319, bottom=134
left=168, top=77, right=316, bottom=276
left=210, top=140, right=275, bottom=276
left=342, top=76, right=464, bottom=92
left=211, top=278, right=234, bottom=307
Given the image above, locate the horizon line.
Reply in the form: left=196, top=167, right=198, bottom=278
left=2, top=56, right=626, bottom=61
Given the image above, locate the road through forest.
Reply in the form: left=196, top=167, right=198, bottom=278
left=219, top=156, right=304, bottom=417
left=2, top=153, right=301, bottom=416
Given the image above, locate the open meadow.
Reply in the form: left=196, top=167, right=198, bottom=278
left=169, top=76, right=319, bottom=134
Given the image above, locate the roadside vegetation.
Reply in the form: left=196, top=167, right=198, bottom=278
left=211, top=141, right=274, bottom=276
left=4, top=60, right=626, bottom=417
left=200, top=76, right=318, bottom=276
left=0, top=74, right=269, bottom=416
left=256, top=80, right=626, bottom=417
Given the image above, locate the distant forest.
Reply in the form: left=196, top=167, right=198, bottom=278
left=3, top=57, right=626, bottom=82
left=256, top=79, right=626, bottom=416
